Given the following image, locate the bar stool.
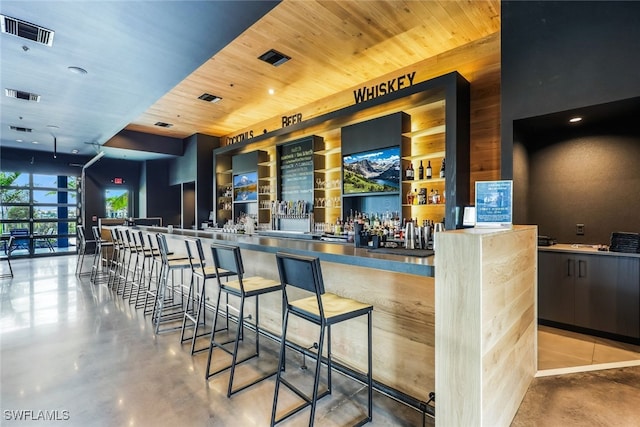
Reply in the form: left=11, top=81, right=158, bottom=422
left=271, top=252, right=373, bottom=427
left=133, top=231, right=159, bottom=309
left=152, top=233, right=196, bottom=334
left=90, top=225, right=113, bottom=284
left=180, top=238, right=233, bottom=354
left=205, top=243, right=281, bottom=397
left=120, top=229, right=143, bottom=300
left=75, top=225, right=96, bottom=276
left=107, top=228, right=126, bottom=291
left=142, top=233, right=187, bottom=316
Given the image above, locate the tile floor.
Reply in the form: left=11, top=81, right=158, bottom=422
left=2, top=255, right=639, bottom=426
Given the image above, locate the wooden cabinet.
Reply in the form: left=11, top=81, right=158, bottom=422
left=538, top=249, right=640, bottom=340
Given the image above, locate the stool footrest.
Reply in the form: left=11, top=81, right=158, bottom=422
left=273, top=377, right=331, bottom=425
left=205, top=352, right=258, bottom=379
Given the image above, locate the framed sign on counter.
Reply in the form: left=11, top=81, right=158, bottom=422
left=474, top=180, right=513, bottom=228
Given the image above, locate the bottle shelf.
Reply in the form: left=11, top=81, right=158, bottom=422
left=402, top=203, right=445, bottom=207
left=314, top=186, right=341, bottom=191
left=315, top=147, right=341, bottom=156
left=402, top=150, right=446, bottom=162
left=402, top=177, right=445, bottom=184
left=402, top=124, right=446, bottom=139
left=315, top=166, right=341, bottom=173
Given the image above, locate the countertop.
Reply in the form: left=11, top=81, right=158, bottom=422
left=135, top=226, right=436, bottom=277
left=539, top=243, right=640, bottom=258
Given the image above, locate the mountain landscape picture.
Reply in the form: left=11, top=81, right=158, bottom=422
left=343, top=146, right=401, bottom=194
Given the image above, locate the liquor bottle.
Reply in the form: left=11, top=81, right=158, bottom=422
left=440, top=158, right=446, bottom=179
left=405, top=162, right=413, bottom=180
left=418, top=160, right=424, bottom=180
left=413, top=189, right=419, bottom=205
left=426, top=160, right=432, bottom=179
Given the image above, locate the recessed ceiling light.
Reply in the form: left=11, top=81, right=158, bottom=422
left=569, top=117, right=582, bottom=123
left=71, top=149, right=79, bottom=154
left=31, top=140, right=38, bottom=144
left=47, top=124, right=59, bottom=129
left=16, top=139, right=23, bottom=142
left=68, top=66, right=87, bottom=75
left=154, top=121, right=173, bottom=128
left=268, top=88, right=275, bottom=95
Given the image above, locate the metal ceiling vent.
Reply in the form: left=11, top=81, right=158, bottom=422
left=154, top=122, right=173, bottom=128
left=258, top=49, right=291, bottom=67
left=198, top=93, right=222, bottom=103
left=5, top=88, right=41, bottom=102
left=1, top=15, right=54, bottom=47
left=10, top=125, right=33, bottom=133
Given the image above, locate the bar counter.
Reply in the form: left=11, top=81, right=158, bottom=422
left=134, top=225, right=436, bottom=402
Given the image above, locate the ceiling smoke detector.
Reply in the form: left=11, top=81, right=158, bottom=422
left=154, top=122, right=173, bottom=128
left=1, top=15, right=54, bottom=47
left=5, top=88, right=40, bottom=102
left=198, top=93, right=222, bottom=103
left=258, top=49, right=291, bottom=67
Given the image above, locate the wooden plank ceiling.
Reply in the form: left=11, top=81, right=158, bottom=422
left=126, top=0, right=500, bottom=140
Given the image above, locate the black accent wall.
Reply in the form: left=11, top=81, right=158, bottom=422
left=501, top=0, right=640, bottom=178
left=501, top=1, right=640, bottom=235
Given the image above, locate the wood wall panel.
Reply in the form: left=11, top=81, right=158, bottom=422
left=222, top=32, right=501, bottom=205
left=435, top=226, right=537, bottom=427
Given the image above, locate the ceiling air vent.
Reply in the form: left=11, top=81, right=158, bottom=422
left=10, top=125, right=33, bottom=133
left=1, top=15, right=54, bottom=47
left=198, top=93, right=222, bottom=103
left=5, top=88, right=40, bottom=102
left=258, top=49, right=291, bottom=67
left=154, top=122, right=173, bottom=128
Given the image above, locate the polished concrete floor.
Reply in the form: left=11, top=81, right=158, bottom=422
left=0, top=256, right=427, bottom=426
left=2, top=255, right=640, bottom=426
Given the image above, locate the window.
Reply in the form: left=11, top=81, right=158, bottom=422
left=0, top=171, right=79, bottom=256
left=105, top=188, right=129, bottom=218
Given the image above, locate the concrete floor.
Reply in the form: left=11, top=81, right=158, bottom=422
left=0, top=256, right=427, bottom=427
left=2, top=255, right=639, bottom=426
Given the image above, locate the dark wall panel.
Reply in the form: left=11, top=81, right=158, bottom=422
left=83, top=158, right=141, bottom=228
left=144, top=158, right=180, bottom=226
left=501, top=0, right=640, bottom=178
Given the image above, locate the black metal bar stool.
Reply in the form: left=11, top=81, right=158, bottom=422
left=75, top=225, right=96, bottom=276
left=120, top=229, right=143, bottom=300
left=90, top=225, right=112, bottom=284
left=271, top=252, right=373, bottom=427
left=180, top=238, right=234, bottom=354
left=205, top=243, right=281, bottom=397
left=132, top=230, right=159, bottom=309
left=107, top=228, right=125, bottom=290
left=152, top=233, right=196, bottom=334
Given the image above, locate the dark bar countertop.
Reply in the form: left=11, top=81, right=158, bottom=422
left=137, top=226, right=435, bottom=277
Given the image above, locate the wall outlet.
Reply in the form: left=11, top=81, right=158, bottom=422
left=576, top=223, right=585, bottom=235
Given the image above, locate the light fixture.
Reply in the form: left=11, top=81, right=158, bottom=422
left=154, top=121, right=173, bottom=128
left=268, top=88, right=275, bottom=95
left=569, top=116, right=582, bottom=123
left=16, top=139, right=22, bottom=142
left=31, top=140, right=38, bottom=144
left=68, top=66, right=87, bottom=75
left=71, top=149, right=79, bottom=154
